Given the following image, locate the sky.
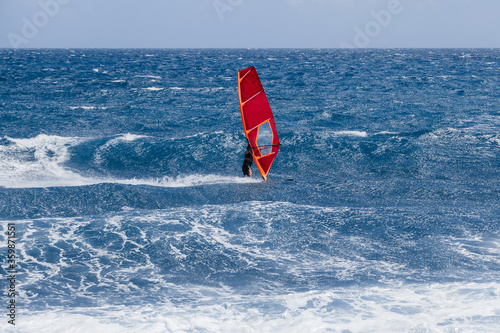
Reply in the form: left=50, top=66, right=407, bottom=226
left=1, top=0, right=499, bottom=48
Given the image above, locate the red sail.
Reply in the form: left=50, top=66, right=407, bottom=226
left=238, top=66, right=280, bottom=180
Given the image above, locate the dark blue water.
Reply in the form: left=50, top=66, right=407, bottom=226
left=1, top=49, right=499, bottom=332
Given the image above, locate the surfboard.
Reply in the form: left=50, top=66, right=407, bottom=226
left=237, top=66, right=280, bottom=181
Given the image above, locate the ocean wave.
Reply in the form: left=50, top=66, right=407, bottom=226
left=0, top=134, right=253, bottom=189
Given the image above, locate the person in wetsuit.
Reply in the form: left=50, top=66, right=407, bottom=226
left=242, top=143, right=253, bottom=177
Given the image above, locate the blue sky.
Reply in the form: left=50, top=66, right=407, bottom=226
left=1, top=0, right=499, bottom=48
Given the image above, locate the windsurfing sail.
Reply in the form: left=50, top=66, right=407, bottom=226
left=238, top=66, right=280, bottom=180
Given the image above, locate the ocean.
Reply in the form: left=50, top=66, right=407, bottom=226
left=0, top=48, right=499, bottom=332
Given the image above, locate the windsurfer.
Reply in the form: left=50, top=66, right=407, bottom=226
left=242, top=143, right=253, bottom=177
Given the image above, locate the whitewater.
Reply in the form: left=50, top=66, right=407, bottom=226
left=0, top=48, right=499, bottom=332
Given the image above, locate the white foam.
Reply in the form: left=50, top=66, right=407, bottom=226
left=142, top=87, right=164, bottom=91
left=375, top=131, right=399, bottom=135
left=69, top=106, right=96, bottom=110
left=8, top=282, right=499, bottom=333
left=333, top=130, right=368, bottom=137
left=0, top=134, right=94, bottom=188
left=114, top=174, right=259, bottom=188
left=102, top=133, right=149, bottom=147
left=6, top=203, right=500, bottom=332
left=135, top=75, right=162, bottom=79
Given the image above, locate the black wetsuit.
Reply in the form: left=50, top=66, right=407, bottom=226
left=242, top=143, right=253, bottom=176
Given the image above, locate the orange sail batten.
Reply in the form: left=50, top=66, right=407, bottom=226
left=237, top=66, right=280, bottom=180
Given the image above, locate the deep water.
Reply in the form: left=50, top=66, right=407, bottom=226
left=0, top=49, right=499, bottom=332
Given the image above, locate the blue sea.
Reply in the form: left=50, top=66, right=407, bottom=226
left=1, top=48, right=499, bottom=332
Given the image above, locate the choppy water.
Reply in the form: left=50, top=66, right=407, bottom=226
left=1, top=49, right=499, bottom=332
